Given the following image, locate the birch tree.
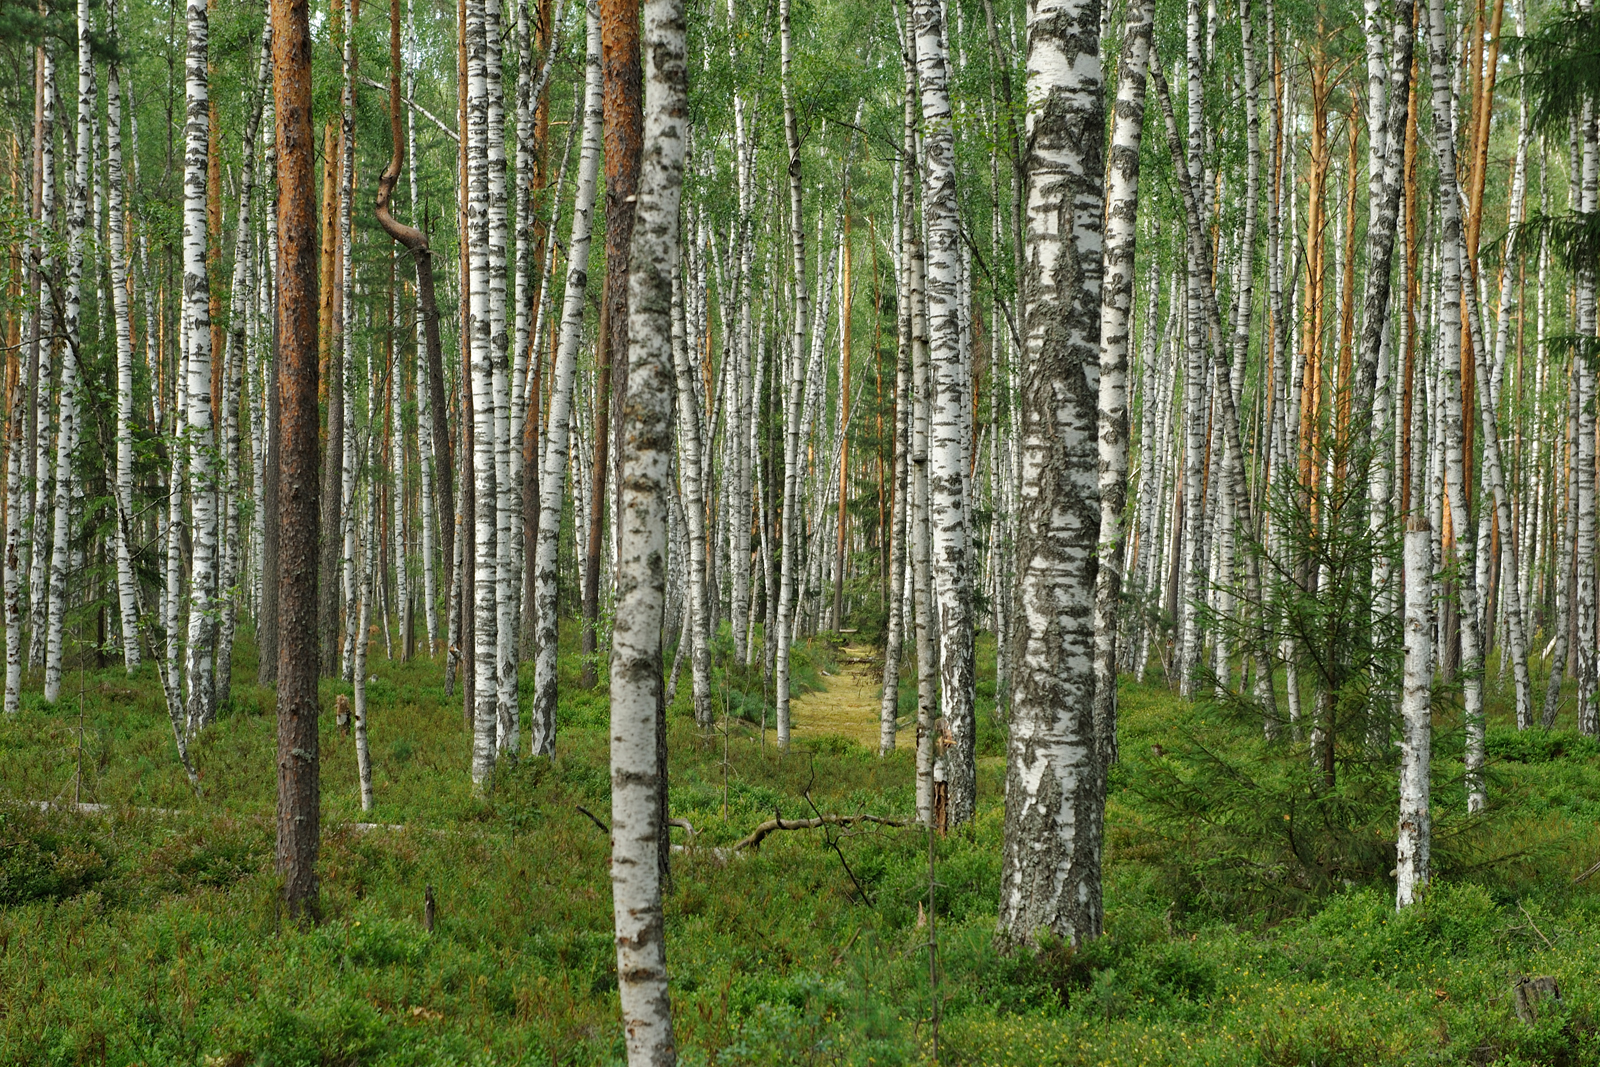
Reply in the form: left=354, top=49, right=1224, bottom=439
left=911, top=0, right=976, bottom=826
left=609, top=0, right=685, bottom=1057
left=998, top=0, right=1105, bottom=948
left=532, top=0, right=604, bottom=756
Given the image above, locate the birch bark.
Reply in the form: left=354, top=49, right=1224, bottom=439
left=1094, top=0, right=1152, bottom=768
left=610, top=0, right=685, bottom=1057
left=911, top=0, right=976, bottom=826
left=44, top=0, right=95, bottom=705
left=107, top=0, right=141, bottom=671
left=531, top=0, right=603, bottom=756
left=998, top=0, right=1105, bottom=948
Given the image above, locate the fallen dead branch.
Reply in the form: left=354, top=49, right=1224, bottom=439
left=734, top=813, right=910, bottom=852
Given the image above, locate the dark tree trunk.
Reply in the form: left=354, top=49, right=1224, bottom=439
left=374, top=0, right=454, bottom=607
left=272, top=0, right=322, bottom=924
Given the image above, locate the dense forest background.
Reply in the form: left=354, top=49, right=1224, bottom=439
left=2, top=0, right=1600, bottom=1060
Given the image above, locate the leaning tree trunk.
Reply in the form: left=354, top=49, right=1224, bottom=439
left=609, top=0, right=684, bottom=1060
left=532, top=0, right=604, bottom=756
left=998, top=0, right=1105, bottom=949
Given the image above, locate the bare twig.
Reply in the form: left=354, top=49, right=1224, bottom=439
left=734, top=813, right=909, bottom=851
left=575, top=805, right=610, bottom=835
left=1518, top=900, right=1557, bottom=950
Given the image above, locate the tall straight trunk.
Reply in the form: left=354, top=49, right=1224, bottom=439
left=532, top=0, right=604, bottom=756
left=28, top=46, right=55, bottom=677
left=585, top=0, right=643, bottom=688
left=999, top=0, right=1104, bottom=948
left=1424, top=0, right=1487, bottom=807
left=107, top=0, right=140, bottom=672
left=909, top=234, right=939, bottom=821
left=485, top=0, right=518, bottom=755
left=832, top=214, right=851, bottom=631
left=671, top=259, right=712, bottom=729
left=216, top=32, right=272, bottom=709
left=1396, top=512, right=1433, bottom=907
left=273, top=0, right=322, bottom=922
left=610, top=0, right=684, bottom=1059
left=878, top=320, right=909, bottom=755
left=45, top=0, right=95, bottom=705
left=1094, top=0, right=1152, bottom=770
left=466, top=0, right=500, bottom=790
left=773, top=0, right=806, bottom=749
left=320, top=127, right=346, bottom=676
left=338, top=21, right=360, bottom=682
left=911, top=0, right=976, bottom=826
left=352, top=439, right=377, bottom=812
left=726, top=1, right=756, bottom=663
left=258, top=69, right=282, bottom=683
left=392, top=259, right=411, bottom=661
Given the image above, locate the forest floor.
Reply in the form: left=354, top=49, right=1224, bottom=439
left=2, top=629, right=1600, bottom=1065
left=790, top=639, right=884, bottom=749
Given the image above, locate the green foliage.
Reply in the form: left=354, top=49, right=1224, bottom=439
left=3, top=625, right=1600, bottom=1065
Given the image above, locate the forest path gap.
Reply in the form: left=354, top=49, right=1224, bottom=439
left=790, top=642, right=885, bottom=750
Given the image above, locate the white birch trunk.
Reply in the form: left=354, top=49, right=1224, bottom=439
left=530, top=0, right=603, bottom=756
left=467, top=0, right=501, bottom=789
left=671, top=255, right=713, bottom=729
left=107, top=0, right=141, bottom=671
left=1095, top=0, right=1152, bottom=768
left=610, top=0, right=685, bottom=1058
left=1424, top=0, right=1487, bottom=809
left=998, top=0, right=1105, bottom=948
left=44, top=0, right=95, bottom=705
left=772, top=0, right=807, bottom=749
left=1396, top=519, right=1433, bottom=908
left=911, top=0, right=977, bottom=826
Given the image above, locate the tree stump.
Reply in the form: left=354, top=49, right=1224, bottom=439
left=1514, top=976, right=1562, bottom=1024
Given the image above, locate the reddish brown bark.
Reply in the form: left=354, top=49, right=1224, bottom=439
left=272, top=0, right=322, bottom=924
left=580, top=0, right=642, bottom=687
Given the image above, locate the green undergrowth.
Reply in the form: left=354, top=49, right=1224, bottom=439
left=0, top=630, right=1597, bottom=1065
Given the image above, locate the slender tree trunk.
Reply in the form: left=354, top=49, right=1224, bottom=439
left=1424, top=0, right=1487, bottom=808
left=353, top=442, right=377, bottom=812
left=533, top=1, right=604, bottom=755
left=671, top=257, right=713, bottom=729
left=773, top=0, right=807, bottom=749
left=107, top=0, right=141, bottom=672
left=1094, top=0, right=1152, bottom=770
left=466, top=0, right=500, bottom=790
left=43, top=0, right=94, bottom=705
left=1396, top=511, right=1433, bottom=907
